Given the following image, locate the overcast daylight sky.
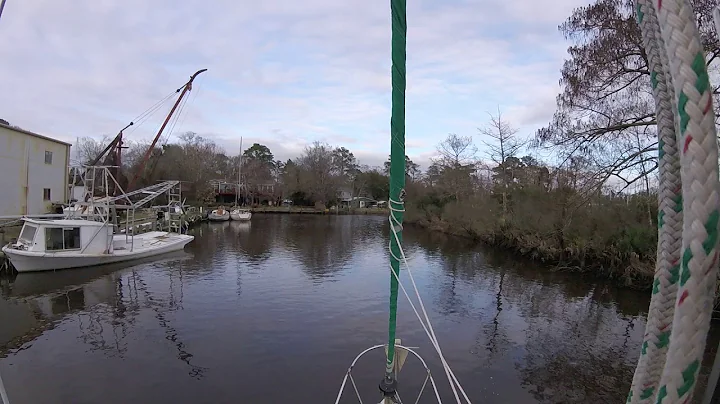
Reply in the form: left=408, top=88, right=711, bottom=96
left=0, top=0, right=589, bottom=169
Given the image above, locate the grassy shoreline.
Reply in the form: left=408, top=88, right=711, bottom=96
left=405, top=215, right=655, bottom=290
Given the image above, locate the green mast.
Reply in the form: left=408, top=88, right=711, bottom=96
left=385, top=0, right=407, bottom=383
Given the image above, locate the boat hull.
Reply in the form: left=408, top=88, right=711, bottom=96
left=230, top=212, right=252, bottom=221
left=208, top=212, right=230, bottom=221
left=2, top=232, right=194, bottom=273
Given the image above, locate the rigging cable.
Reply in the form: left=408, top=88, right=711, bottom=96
left=145, top=77, right=199, bottom=180
left=126, top=90, right=178, bottom=137
left=387, top=197, right=470, bottom=403
left=166, top=73, right=203, bottom=142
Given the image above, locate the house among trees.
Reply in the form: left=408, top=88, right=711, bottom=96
left=340, top=196, right=377, bottom=209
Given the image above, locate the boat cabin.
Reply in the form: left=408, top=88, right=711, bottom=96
left=10, top=218, right=114, bottom=254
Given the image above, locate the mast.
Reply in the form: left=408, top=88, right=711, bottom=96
left=380, top=0, right=406, bottom=399
left=0, top=0, right=7, bottom=24
left=127, top=68, right=207, bottom=191
left=237, top=137, right=243, bottom=206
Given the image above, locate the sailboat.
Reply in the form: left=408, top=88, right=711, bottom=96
left=208, top=206, right=230, bottom=222
left=229, top=208, right=251, bottom=221
left=230, top=137, right=252, bottom=221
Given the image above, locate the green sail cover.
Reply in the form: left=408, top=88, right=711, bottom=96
left=386, top=0, right=407, bottom=377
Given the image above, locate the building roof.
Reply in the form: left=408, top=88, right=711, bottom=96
left=0, top=122, right=72, bottom=147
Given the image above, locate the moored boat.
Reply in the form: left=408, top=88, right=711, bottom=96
left=2, top=218, right=194, bottom=273
left=208, top=207, right=230, bottom=221
left=230, top=208, right=251, bottom=221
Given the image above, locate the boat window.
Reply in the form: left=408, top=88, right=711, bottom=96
left=18, top=225, right=37, bottom=244
left=64, top=227, right=80, bottom=249
left=46, top=227, right=81, bottom=251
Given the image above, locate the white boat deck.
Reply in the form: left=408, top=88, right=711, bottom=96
left=111, top=231, right=190, bottom=254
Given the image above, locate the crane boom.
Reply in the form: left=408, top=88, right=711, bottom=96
left=127, top=68, right=207, bottom=191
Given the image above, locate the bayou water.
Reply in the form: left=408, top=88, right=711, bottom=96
left=0, top=215, right=718, bottom=403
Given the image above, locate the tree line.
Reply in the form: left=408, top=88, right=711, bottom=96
left=401, top=0, right=719, bottom=286
left=74, top=133, right=398, bottom=208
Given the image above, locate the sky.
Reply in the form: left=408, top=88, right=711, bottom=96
left=0, top=0, right=589, bottom=169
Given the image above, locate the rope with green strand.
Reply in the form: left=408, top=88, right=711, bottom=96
left=629, top=0, right=720, bottom=402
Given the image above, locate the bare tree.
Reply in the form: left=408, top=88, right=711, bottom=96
left=436, top=133, right=477, bottom=168
left=75, top=136, right=111, bottom=164
left=535, top=0, right=719, bottom=192
left=432, top=134, right=478, bottom=202
left=480, top=109, right=526, bottom=215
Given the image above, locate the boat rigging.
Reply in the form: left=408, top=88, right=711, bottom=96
left=86, top=68, right=207, bottom=196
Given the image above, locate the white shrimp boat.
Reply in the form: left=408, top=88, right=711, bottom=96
left=2, top=219, right=193, bottom=273
left=2, top=166, right=195, bottom=273
left=230, top=208, right=251, bottom=221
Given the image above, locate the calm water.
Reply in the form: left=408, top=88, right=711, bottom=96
left=1, top=215, right=718, bottom=403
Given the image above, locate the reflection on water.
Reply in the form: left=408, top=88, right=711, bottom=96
left=0, top=215, right=717, bottom=403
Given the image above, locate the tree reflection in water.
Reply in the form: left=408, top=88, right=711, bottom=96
left=400, top=227, right=720, bottom=403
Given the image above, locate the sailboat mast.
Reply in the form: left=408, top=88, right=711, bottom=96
left=237, top=137, right=243, bottom=206
left=0, top=0, right=8, bottom=24
left=381, top=0, right=407, bottom=396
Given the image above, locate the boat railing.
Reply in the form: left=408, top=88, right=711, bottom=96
left=334, top=342, right=441, bottom=404
left=71, top=166, right=189, bottom=252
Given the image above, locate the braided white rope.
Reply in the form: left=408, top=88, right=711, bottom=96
left=630, top=0, right=720, bottom=402
left=388, top=197, right=471, bottom=403
left=628, top=1, right=682, bottom=402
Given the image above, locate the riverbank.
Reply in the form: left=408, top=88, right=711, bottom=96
left=405, top=214, right=655, bottom=289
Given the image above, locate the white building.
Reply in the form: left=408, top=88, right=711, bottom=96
left=0, top=123, right=71, bottom=216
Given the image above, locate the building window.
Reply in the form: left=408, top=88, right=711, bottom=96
left=45, top=227, right=81, bottom=251
left=44, top=151, right=53, bottom=164
left=43, top=188, right=51, bottom=201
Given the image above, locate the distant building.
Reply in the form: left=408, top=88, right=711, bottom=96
left=337, top=187, right=352, bottom=200
left=340, top=196, right=377, bottom=208
left=0, top=123, right=71, bottom=216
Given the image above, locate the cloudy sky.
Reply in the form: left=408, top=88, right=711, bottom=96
left=0, top=0, right=588, bottom=169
